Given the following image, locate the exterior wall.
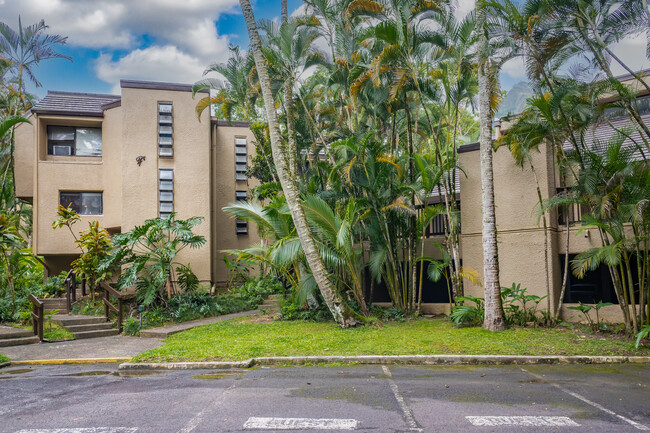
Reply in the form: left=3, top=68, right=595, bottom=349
left=458, top=143, right=559, bottom=309
left=14, top=114, right=35, bottom=200
left=211, top=122, right=261, bottom=285
left=33, top=114, right=120, bottom=256
left=120, top=85, right=212, bottom=282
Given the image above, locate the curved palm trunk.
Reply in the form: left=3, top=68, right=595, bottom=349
left=239, top=0, right=356, bottom=328
left=477, top=3, right=505, bottom=331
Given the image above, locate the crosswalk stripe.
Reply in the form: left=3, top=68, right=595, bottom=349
left=15, top=429, right=138, bottom=433
left=466, top=416, right=579, bottom=427
left=243, top=417, right=358, bottom=430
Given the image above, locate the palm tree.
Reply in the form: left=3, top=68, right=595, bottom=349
left=238, top=0, right=357, bottom=327
left=0, top=17, right=70, bottom=210
left=0, top=17, right=71, bottom=97
left=476, top=0, right=505, bottom=331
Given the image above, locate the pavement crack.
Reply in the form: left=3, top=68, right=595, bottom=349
left=381, top=365, right=423, bottom=432
left=176, top=379, right=239, bottom=433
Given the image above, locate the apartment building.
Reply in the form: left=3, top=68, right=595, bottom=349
left=15, top=73, right=648, bottom=322
left=14, top=80, right=260, bottom=286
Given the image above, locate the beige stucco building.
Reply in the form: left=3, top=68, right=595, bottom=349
left=15, top=74, right=647, bottom=322
left=15, top=80, right=259, bottom=286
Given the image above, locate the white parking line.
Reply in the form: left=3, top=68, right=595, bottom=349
left=521, top=367, right=650, bottom=431
left=382, top=365, right=423, bottom=432
left=466, top=416, right=579, bottom=426
left=243, top=417, right=358, bottom=430
left=15, top=429, right=138, bottom=433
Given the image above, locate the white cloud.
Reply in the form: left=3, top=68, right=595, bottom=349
left=1, top=0, right=238, bottom=87
left=609, top=34, right=649, bottom=77
left=501, top=57, right=528, bottom=80
left=95, top=45, right=218, bottom=93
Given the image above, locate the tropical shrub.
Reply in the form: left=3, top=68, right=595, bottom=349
left=102, top=214, right=206, bottom=307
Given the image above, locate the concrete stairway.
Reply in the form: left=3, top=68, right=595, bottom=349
left=52, top=315, right=119, bottom=339
left=258, top=294, right=281, bottom=315
left=0, top=326, right=39, bottom=347
left=42, top=297, right=69, bottom=314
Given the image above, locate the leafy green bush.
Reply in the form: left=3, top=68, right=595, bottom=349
left=70, top=298, right=104, bottom=316
left=237, top=277, right=282, bottom=305
left=636, top=325, right=650, bottom=348
left=567, top=301, right=613, bottom=331
left=0, top=353, right=9, bottom=363
left=501, top=283, right=547, bottom=326
left=450, top=295, right=485, bottom=325
left=120, top=279, right=279, bottom=336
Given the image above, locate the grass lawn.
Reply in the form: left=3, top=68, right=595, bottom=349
left=132, top=317, right=650, bottom=362
left=0, top=353, right=9, bottom=363
left=13, top=322, right=73, bottom=341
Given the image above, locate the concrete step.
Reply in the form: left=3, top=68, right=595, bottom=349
left=65, top=323, right=113, bottom=333
left=0, top=335, right=40, bottom=347
left=52, top=315, right=106, bottom=326
left=42, top=298, right=69, bottom=314
left=72, top=328, right=119, bottom=339
left=0, top=326, right=33, bottom=340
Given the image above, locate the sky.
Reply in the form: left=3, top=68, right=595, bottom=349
left=0, top=0, right=647, bottom=99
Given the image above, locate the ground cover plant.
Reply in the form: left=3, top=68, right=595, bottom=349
left=0, top=353, right=9, bottom=363
left=132, top=317, right=650, bottom=363
left=121, top=277, right=282, bottom=335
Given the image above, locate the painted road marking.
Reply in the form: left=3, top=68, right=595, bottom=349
left=466, top=416, right=579, bottom=427
left=15, top=429, right=138, bottom=433
left=382, top=365, right=423, bottom=432
left=521, top=368, right=650, bottom=431
left=243, top=417, right=358, bottom=430
left=176, top=381, right=238, bottom=433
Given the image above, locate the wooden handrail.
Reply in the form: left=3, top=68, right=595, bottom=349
left=100, top=282, right=124, bottom=334
left=28, top=294, right=44, bottom=342
left=64, top=269, right=76, bottom=313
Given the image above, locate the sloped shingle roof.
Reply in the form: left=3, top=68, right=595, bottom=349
left=31, top=91, right=121, bottom=117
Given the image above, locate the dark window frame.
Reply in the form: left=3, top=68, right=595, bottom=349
left=47, top=125, right=103, bottom=157
left=59, top=191, right=103, bottom=215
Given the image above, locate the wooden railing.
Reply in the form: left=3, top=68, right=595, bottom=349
left=101, top=282, right=125, bottom=333
left=28, top=294, right=44, bottom=342
left=64, top=269, right=76, bottom=313
left=64, top=270, right=87, bottom=313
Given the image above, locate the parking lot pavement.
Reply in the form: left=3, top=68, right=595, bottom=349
left=0, top=363, right=648, bottom=433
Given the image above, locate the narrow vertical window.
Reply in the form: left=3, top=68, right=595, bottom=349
left=235, top=137, right=247, bottom=181
left=159, top=169, right=174, bottom=218
left=235, top=190, right=248, bottom=234
left=158, top=103, right=173, bottom=157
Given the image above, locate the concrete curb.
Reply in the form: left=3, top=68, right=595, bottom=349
left=119, top=359, right=254, bottom=370
left=0, top=361, right=9, bottom=369
left=11, top=357, right=131, bottom=365
left=119, top=355, right=650, bottom=370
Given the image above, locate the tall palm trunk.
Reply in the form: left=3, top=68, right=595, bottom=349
left=239, top=0, right=356, bottom=328
left=477, top=3, right=505, bottom=331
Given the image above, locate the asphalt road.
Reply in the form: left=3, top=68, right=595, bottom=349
left=0, top=363, right=648, bottom=433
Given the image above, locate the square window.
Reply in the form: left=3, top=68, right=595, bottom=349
left=59, top=192, right=103, bottom=215
left=47, top=126, right=102, bottom=157
left=236, top=190, right=247, bottom=201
